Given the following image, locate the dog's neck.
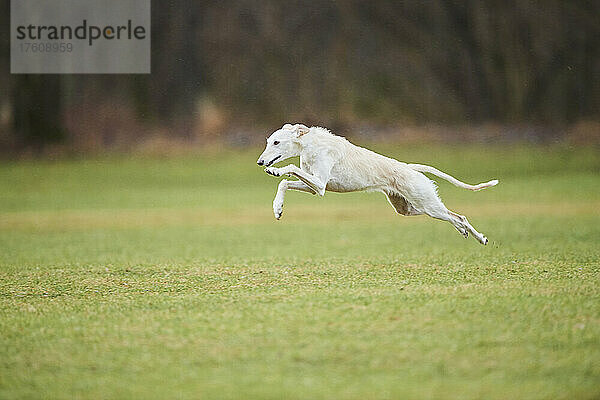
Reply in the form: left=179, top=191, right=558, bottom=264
left=297, top=126, right=333, bottom=145
left=296, top=126, right=344, bottom=161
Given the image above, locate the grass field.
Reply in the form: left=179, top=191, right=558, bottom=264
left=1, top=144, right=599, bottom=399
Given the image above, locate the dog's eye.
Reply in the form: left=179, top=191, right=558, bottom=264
left=273, top=141, right=280, bottom=145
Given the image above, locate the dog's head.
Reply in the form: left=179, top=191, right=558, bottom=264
left=256, top=123, right=310, bottom=166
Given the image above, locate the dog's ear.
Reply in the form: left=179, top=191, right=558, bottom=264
left=293, top=124, right=310, bottom=137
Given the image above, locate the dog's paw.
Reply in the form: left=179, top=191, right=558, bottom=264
left=265, top=167, right=281, bottom=177
left=273, top=204, right=283, bottom=220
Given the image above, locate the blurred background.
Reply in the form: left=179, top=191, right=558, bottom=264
left=1, top=0, right=598, bottom=156
left=2, top=4, right=600, bottom=397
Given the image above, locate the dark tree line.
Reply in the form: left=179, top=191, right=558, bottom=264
left=1, top=0, right=598, bottom=151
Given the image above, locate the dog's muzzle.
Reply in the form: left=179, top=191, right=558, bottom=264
left=265, top=155, right=281, bottom=167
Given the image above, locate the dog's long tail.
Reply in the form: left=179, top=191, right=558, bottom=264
left=408, top=164, right=498, bottom=191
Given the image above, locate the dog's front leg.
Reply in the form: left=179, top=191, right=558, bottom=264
left=272, top=180, right=288, bottom=220
left=272, top=180, right=316, bottom=220
left=265, top=165, right=326, bottom=196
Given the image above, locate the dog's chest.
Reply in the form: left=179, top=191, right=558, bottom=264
left=301, top=153, right=356, bottom=192
left=325, top=165, right=360, bottom=192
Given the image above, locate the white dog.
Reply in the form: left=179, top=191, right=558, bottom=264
left=257, top=124, right=498, bottom=244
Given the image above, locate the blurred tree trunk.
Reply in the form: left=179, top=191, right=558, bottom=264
left=12, top=76, right=66, bottom=150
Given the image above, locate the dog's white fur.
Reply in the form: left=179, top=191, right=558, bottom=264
left=257, top=124, right=498, bottom=244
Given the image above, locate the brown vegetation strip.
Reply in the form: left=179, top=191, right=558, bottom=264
left=0, top=202, right=598, bottom=232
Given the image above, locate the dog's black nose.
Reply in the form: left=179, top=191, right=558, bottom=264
left=257, top=160, right=264, bottom=166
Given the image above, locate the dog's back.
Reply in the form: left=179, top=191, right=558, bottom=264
left=312, top=132, right=420, bottom=193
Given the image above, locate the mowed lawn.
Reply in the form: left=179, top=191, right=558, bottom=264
left=0, top=144, right=599, bottom=399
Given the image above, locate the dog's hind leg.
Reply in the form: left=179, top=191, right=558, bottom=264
left=425, top=204, right=488, bottom=245
left=401, top=174, right=488, bottom=244
left=448, top=210, right=488, bottom=245
left=426, top=206, right=469, bottom=239
left=272, top=179, right=315, bottom=219
left=410, top=189, right=472, bottom=240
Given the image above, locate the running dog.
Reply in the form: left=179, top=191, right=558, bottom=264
left=257, top=124, right=498, bottom=244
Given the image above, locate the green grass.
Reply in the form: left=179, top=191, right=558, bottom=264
left=1, top=144, right=599, bottom=399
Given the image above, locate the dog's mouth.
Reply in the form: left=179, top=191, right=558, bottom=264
left=266, top=155, right=281, bottom=167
